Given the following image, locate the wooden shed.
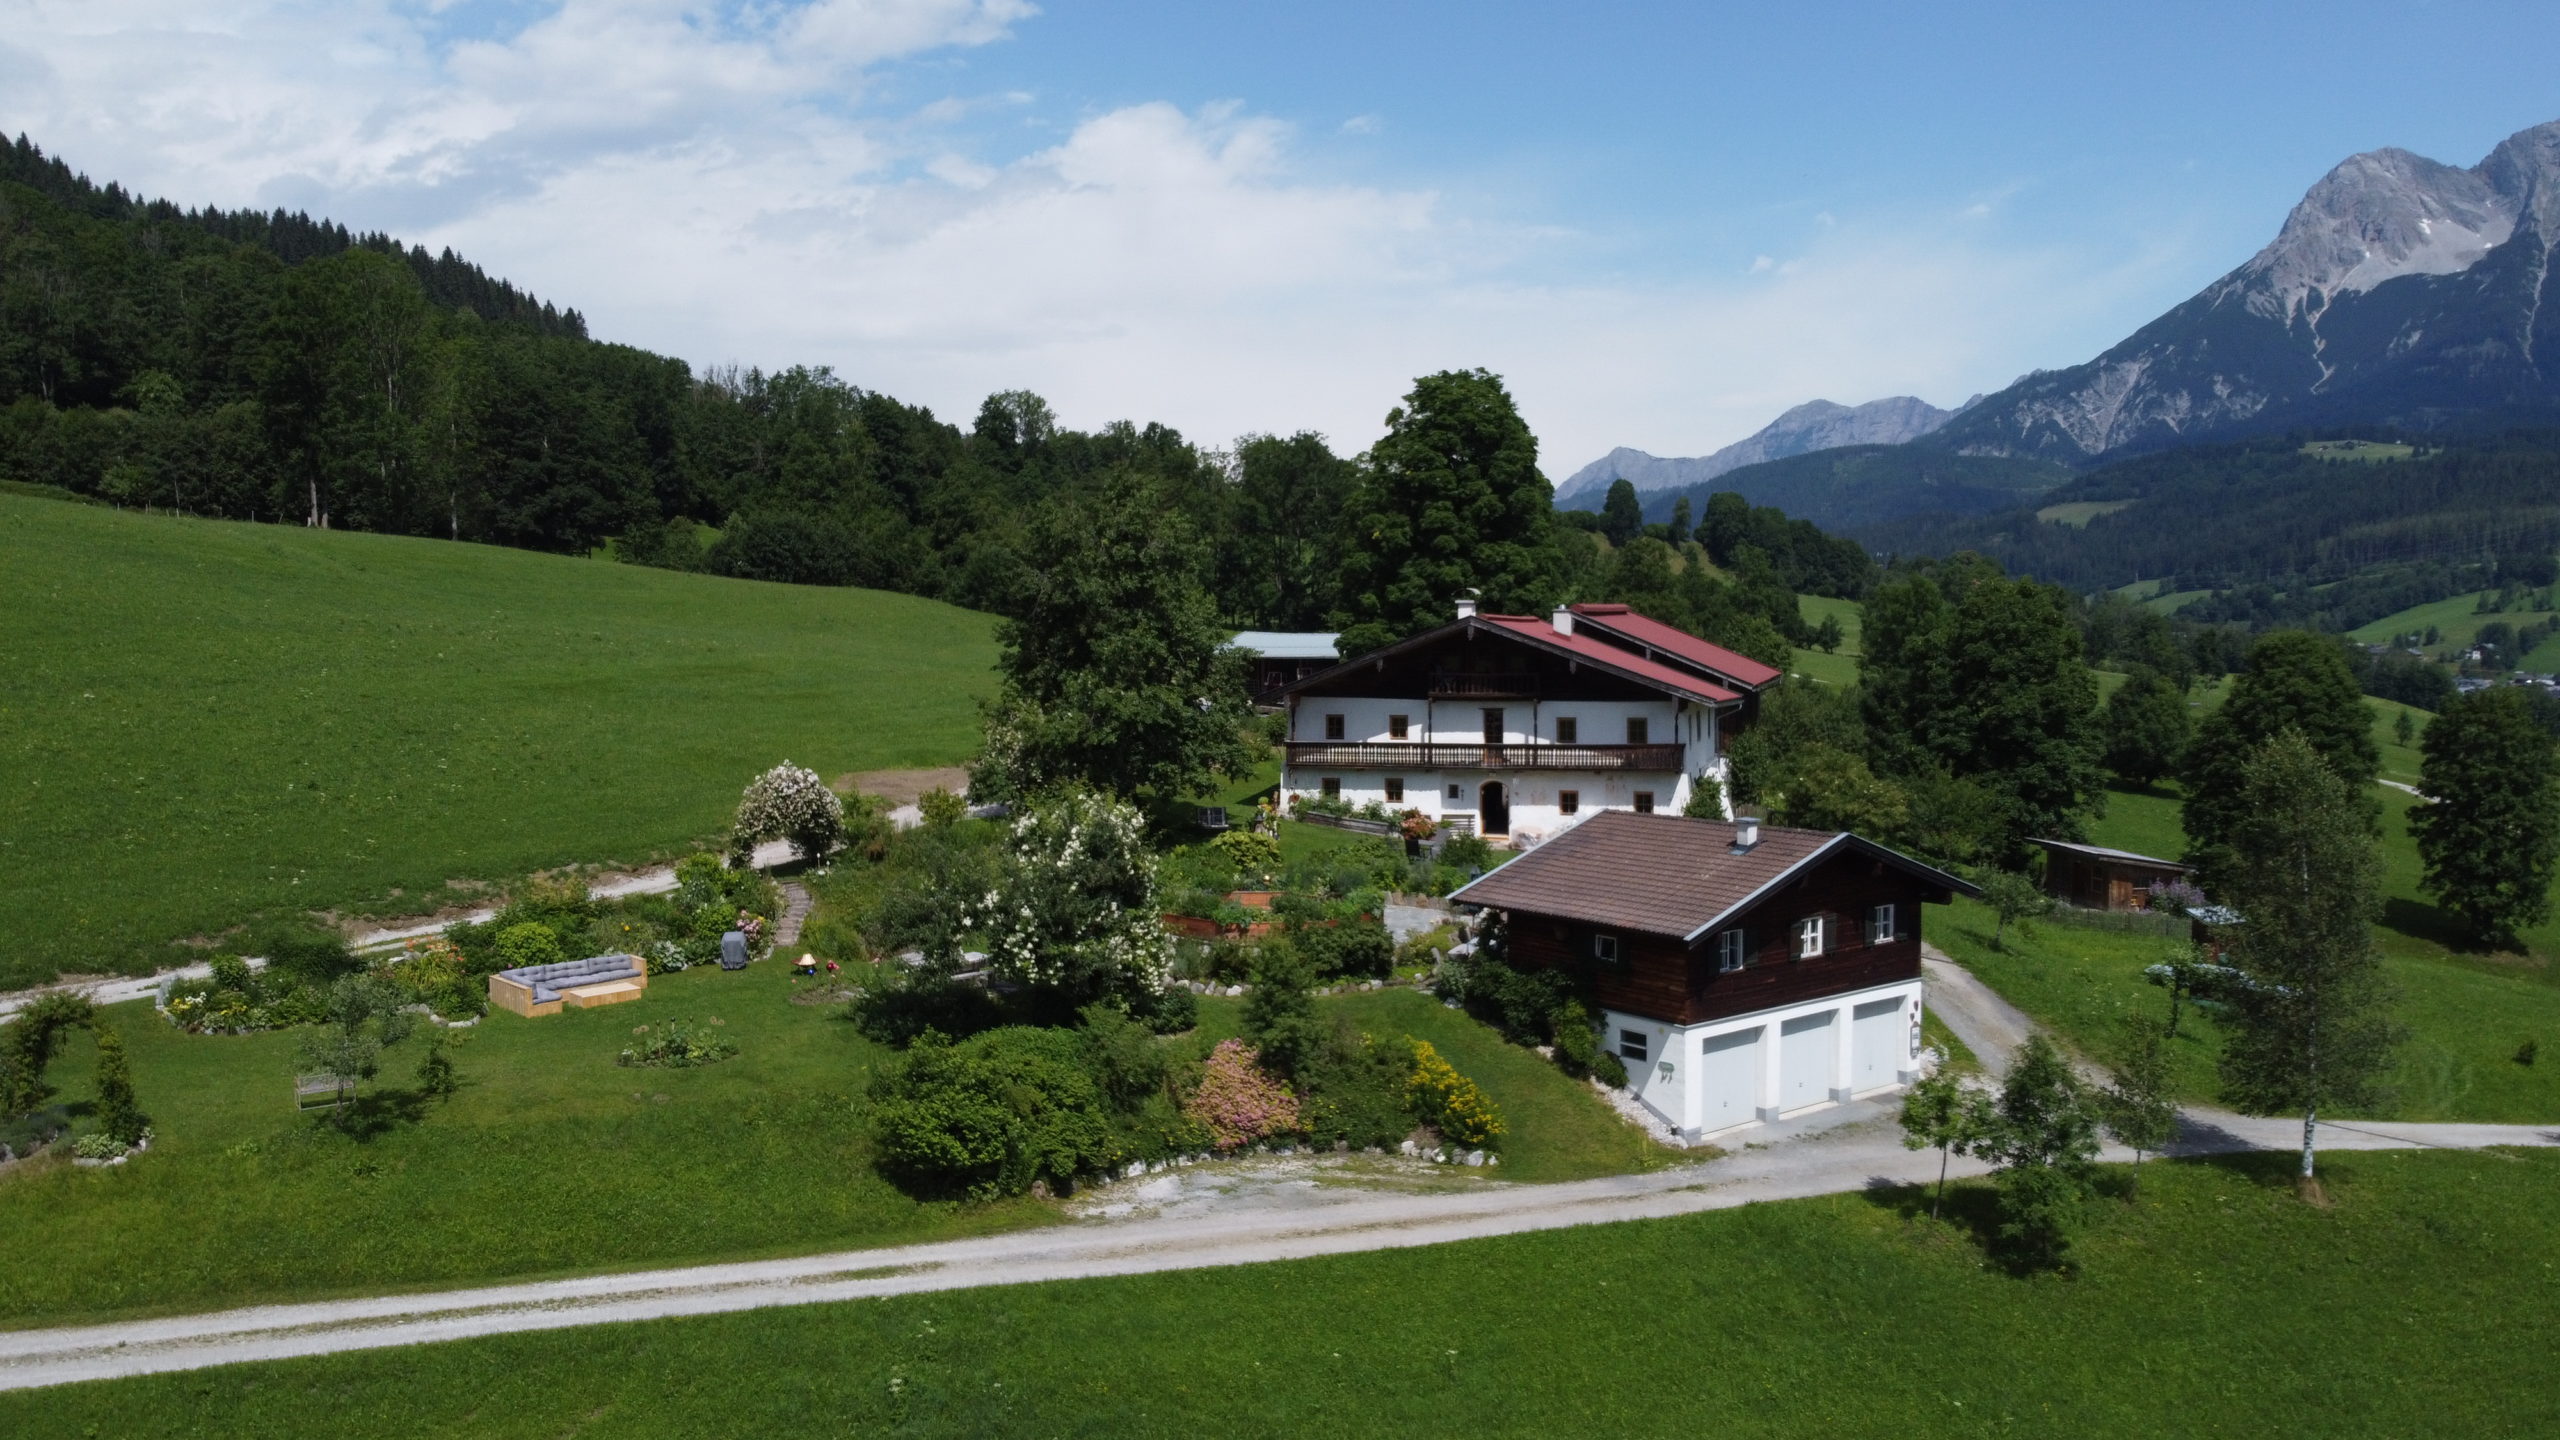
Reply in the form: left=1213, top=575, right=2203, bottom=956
left=2032, top=838, right=2192, bottom=912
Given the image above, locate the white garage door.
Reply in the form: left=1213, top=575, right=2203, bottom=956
left=1778, top=1010, right=1836, bottom=1111
left=1698, top=1027, right=1761, bottom=1132
left=1851, top=997, right=1908, bottom=1093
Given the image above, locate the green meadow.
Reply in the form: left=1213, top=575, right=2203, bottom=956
left=11, top=1147, right=2554, bottom=1437
left=0, top=972, right=1654, bottom=1329
left=0, top=495, right=999, bottom=987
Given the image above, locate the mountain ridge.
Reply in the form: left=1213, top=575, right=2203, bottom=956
left=1555, top=395, right=1963, bottom=508
left=1932, top=119, right=2560, bottom=462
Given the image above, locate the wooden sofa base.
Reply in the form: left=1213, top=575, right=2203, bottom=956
left=488, top=970, right=649, bottom=1018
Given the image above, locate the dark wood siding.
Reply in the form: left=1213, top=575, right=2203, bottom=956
left=1504, top=850, right=1930, bottom=1024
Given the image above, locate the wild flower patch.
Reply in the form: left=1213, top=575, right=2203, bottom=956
left=617, top=1018, right=739, bottom=1069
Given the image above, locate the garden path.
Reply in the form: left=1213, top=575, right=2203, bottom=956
left=2, top=1094, right=2550, bottom=1391
left=0, top=840, right=807, bottom=1022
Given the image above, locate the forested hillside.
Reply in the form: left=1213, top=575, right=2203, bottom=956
left=1859, top=433, right=2560, bottom=630
left=1631, top=444, right=2067, bottom=534
left=0, top=137, right=1855, bottom=653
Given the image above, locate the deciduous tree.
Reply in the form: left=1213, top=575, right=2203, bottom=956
left=2182, top=631, right=2379, bottom=885
left=2412, top=686, right=2560, bottom=949
left=2099, top=667, right=2192, bottom=786
left=2216, top=731, right=2399, bottom=1198
left=969, top=467, right=1252, bottom=803
left=1334, top=369, right=1556, bottom=653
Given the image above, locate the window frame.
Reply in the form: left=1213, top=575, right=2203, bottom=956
left=1320, top=777, right=1341, bottom=799
left=1796, top=915, right=1826, bottom=959
left=1557, top=789, right=1579, bottom=815
left=1554, top=716, right=1579, bottom=745
left=1626, top=715, right=1650, bottom=746
left=1715, top=928, right=1747, bottom=973
left=1632, top=790, right=1656, bottom=814
left=1618, top=1029, right=1649, bottom=1063
left=1388, top=714, right=1409, bottom=740
left=1592, top=931, right=1621, bottom=964
left=1323, top=713, right=1345, bottom=741
left=1383, top=778, right=1404, bottom=804
left=1867, top=903, right=1897, bottom=946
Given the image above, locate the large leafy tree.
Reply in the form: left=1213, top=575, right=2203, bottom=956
left=2412, top=686, right=2560, bottom=948
left=2182, top=630, right=2378, bottom=885
left=1334, top=369, right=1556, bottom=654
left=1858, top=558, right=2101, bottom=860
left=2216, top=731, right=2398, bottom=1196
left=969, top=467, right=1252, bottom=803
left=2099, top=666, right=2193, bottom=786
left=1222, top=431, right=1357, bottom=630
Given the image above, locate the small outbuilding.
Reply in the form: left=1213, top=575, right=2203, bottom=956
left=1231, top=630, right=1339, bottom=704
left=2031, top=838, right=2191, bottom=912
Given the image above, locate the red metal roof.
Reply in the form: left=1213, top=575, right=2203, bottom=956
left=1476, top=614, right=1739, bottom=704
left=1569, top=603, right=1783, bottom=689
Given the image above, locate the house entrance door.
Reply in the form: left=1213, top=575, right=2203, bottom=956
left=1479, top=781, right=1509, bottom=837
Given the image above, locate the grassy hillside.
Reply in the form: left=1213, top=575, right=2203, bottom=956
left=0, top=496, right=998, bottom=987
left=14, top=1148, right=2555, bottom=1437
left=2348, top=585, right=2560, bottom=668
left=1790, top=594, right=1862, bottom=687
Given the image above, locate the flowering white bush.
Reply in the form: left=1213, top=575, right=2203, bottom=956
left=731, top=763, right=845, bottom=863
left=954, top=788, right=1174, bottom=1004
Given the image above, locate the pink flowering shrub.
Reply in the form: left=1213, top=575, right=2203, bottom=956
left=1183, top=1039, right=1301, bottom=1150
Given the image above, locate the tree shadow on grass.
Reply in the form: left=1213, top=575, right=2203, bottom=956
left=311, top=1085, right=433, bottom=1142
left=2381, top=895, right=2474, bottom=954
left=1856, top=1174, right=2072, bottom=1278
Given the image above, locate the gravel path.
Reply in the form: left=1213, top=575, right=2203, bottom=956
left=3, top=1095, right=2550, bottom=1391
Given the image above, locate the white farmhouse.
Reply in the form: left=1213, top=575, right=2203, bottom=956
left=1275, top=600, right=1779, bottom=843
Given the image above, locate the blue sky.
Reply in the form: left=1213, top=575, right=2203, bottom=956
left=8, top=1, right=2560, bottom=472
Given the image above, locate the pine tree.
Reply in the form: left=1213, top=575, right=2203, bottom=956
left=1599, top=478, right=1644, bottom=547
left=91, top=1027, right=145, bottom=1146
left=2411, top=687, right=2560, bottom=948
left=2216, top=731, right=2399, bottom=1198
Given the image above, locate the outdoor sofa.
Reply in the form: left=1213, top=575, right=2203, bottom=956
left=488, top=953, right=648, bottom=1018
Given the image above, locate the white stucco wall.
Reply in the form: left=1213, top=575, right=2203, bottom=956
left=1282, top=693, right=1730, bottom=836
left=1601, top=979, right=1925, bottom=1143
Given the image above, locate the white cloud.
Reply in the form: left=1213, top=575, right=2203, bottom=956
left=0, top=2, right=2195, bottom=475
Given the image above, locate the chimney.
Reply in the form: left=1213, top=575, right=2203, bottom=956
left=1455, top=593, right=1478, bottom=620
left=1732, top=815, right=1760, bottom=852
left=1551, top=605, right=1574, bottom=636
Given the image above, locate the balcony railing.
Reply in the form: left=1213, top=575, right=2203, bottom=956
left=1426, top=672, right=1541, bottom=699
left=1284, top=741, right=1686, bottom=773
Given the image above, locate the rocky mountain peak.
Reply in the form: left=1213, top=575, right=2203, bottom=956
left=2225, top=145, right=2511, bottom=324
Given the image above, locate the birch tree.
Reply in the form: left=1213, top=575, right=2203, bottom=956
left=2216, top=730, right=2399, bottom=1199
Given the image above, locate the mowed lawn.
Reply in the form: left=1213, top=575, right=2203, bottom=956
left=1953, top=778, right=2560, bottom=1122
left=11, top=1148, right=2555, bottom=1437
left=0, top=973, right=1657, bottom=1328
left=0, top=496, right=998, bottom=987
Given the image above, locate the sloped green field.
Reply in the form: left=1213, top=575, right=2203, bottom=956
left=0, top=496, right=998, bottom=987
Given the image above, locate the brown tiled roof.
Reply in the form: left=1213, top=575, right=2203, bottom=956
left=1449, top=810, right=1974, bottom=939
left=1568, top=603, right=1783, bottom=689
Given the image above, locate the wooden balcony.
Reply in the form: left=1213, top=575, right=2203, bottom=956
left=1284, top=741, right=1686, bottom=773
